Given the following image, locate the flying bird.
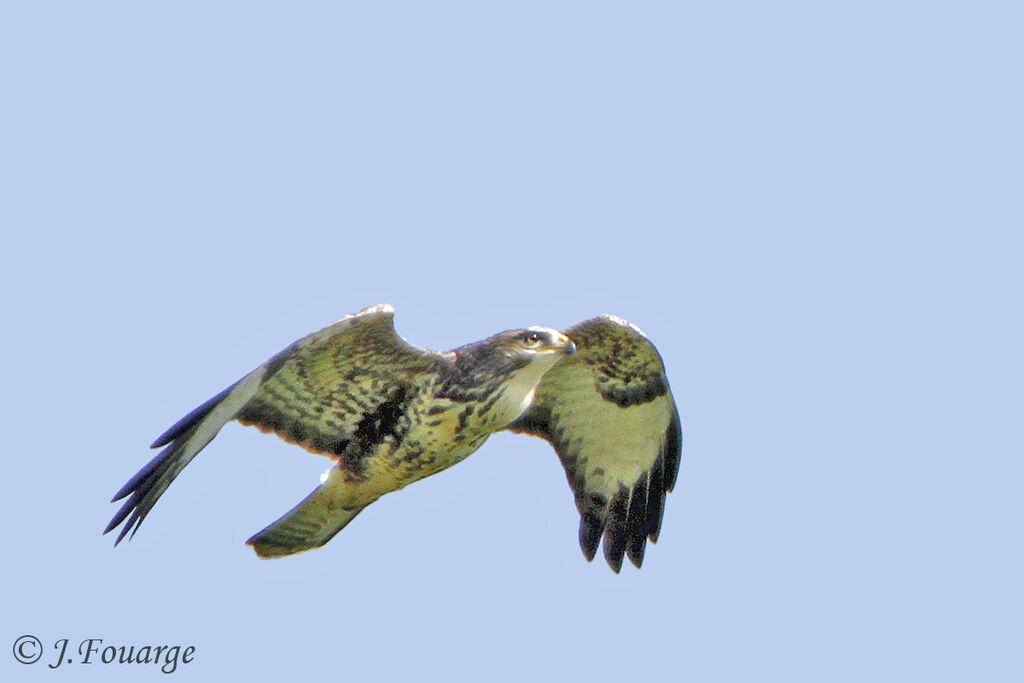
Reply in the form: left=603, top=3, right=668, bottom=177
left=105, top=304, right=681, bottom=571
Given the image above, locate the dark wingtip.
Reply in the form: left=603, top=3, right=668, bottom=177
left=116, top=517, right=139, bottom=545
left=663, top=411, right=682, bottom=492
left=105, top=514, right=136, bottom=546
left=579, top=512, right=604, bottom=562
left=604, top=541, right=625, bottom=573
left=111, top=440, right=174, bottom=505
left=625, top=475, right=649, bottom=568
left=646, top=455, right=666, bottom=542
left=104, top=494, right=142, bottom=544
left=105, top=437, right=188, bottom=544
left=639, top=411, right=679, bottom=547
left=150, top=382, right=238, bottom=448
left=111, top=465, right=152, bottom=503
left=601, top=486, right=629, bottom=572
left=627, top=545, right=645, bottom=569
left=103, top=499, right=130, bottom=535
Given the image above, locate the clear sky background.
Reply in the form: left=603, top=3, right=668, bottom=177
left=3, top=2, right=1021, bottom=681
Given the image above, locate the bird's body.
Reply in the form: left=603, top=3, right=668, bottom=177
left=106, top=304, right=681, bottom=571
left=235, top=324, right=570, bottom=556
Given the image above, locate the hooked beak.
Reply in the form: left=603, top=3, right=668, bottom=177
left=561, top=335, right=577, bottom=355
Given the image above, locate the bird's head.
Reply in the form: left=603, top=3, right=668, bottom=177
left=448, top=326, right=576, bottom=390
left=494, top=326, right=577, bottom=360
left=454, top=326, right=575, bottom=425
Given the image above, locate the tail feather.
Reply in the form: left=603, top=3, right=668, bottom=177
left=246, top=470, right=369, bottom=558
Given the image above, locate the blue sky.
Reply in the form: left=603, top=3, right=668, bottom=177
left=3, top=2, right=1021, bottom=681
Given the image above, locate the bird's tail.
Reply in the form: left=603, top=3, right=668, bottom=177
left=246, top=469, right=371, bottom=558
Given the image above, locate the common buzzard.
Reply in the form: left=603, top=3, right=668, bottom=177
left=106, top=305, right=681, bottom=571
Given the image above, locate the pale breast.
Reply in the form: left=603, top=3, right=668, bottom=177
left=365, top=358, right=558, bottom=494
left=478, top=357, right=558, bottom=429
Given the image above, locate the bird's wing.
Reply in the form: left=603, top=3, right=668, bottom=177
left=105, top=304, right=449, bottom=544
left=506, top=315, right=681, bottom=572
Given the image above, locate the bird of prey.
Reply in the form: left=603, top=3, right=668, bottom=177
left=105, top=304, right=681, bottom=572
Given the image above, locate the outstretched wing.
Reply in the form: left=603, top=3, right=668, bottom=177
left=507, top=315, right=681, bottom=572
left=105, top=304, right=450, bottom=544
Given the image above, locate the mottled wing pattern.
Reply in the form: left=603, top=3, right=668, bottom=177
left=232, top=308, right=448, bottom=462
left=105, top=304, right=449, bottom=544
left=507, top=316, right=681, bottom=572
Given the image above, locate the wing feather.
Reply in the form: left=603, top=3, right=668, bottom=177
left=105, top=304, right=448, bottom=544
left=507, top=315, right=681, bottom=572
left=232, top=306, right=448, bottom=461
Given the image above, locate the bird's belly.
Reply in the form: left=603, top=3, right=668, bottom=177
left=402, top=417, right=491, bottom=475
left=350, top=413, right=490, bottom=502
left=344, top=382, right=536, bottom=504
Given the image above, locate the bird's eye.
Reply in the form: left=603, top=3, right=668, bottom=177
left=524, top=332, right=543, bottom=345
